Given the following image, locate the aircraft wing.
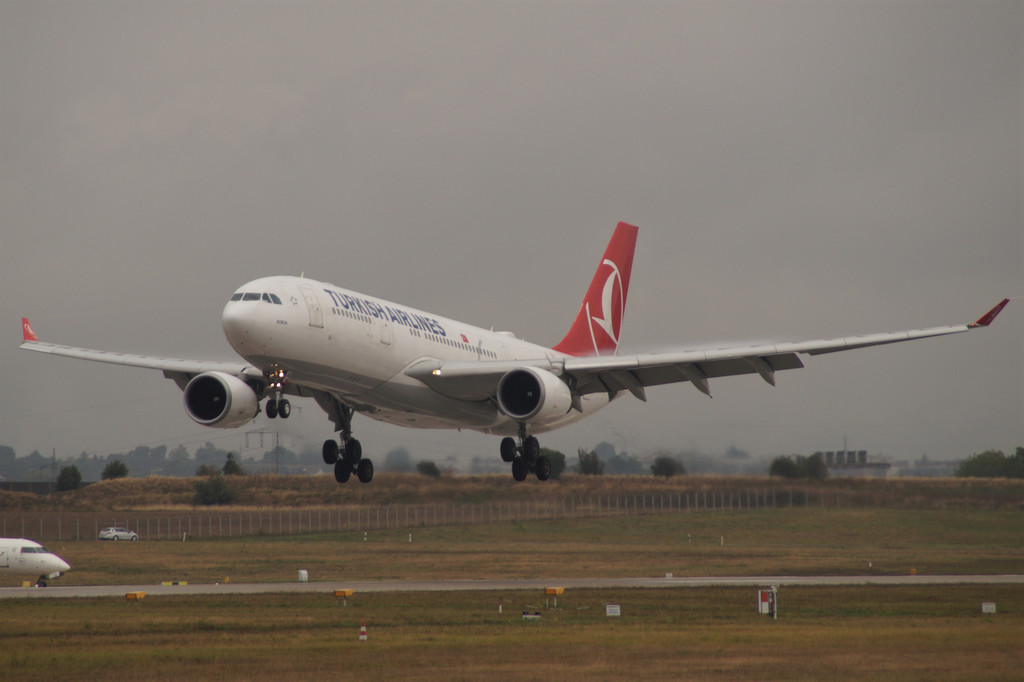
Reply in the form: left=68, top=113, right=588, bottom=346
left=20, top=318, right=265, bottom=392
left=408, top=299, right=1010, bottom=402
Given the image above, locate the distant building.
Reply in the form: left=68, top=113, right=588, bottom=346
left=890, top=456, right=959, bottom=478
left=817, top=450, right=891, bottom=478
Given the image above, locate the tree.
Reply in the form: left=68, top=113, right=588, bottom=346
left=651, top=455, right=686, bottom=478
left=606, top=453, right=644, bottom=475
left=1006, top=447, right=1024, bottom=479
left=956, top=449, right=1010, bottom=478
left=195, top=463, right=219, bottom=477
left=802, top=452, right=828, bottom=480
left=0, top=445, right=15, bottom=469
left=383, top=447, right=414, bottom=473
left=539, top=448, right=567, bottom=479
left=576, top=448, right=604, bottom=475
left=769, top=454, right=827, bottom=479
left=769, top=456, right=799, bottom=478
left=101, top=460, right=129, bottom=480
left=222, top=452, right=245, bottom=476
left=416, top=460, right=441, bottom=478
left=56, top=465, right=82, bottom=491
left=193, top=475, right=237, bottom=506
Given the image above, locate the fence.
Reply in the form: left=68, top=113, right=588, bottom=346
left=2, top=488, right=855, bottom=542
left=5, top=481, right=1020, bottom=542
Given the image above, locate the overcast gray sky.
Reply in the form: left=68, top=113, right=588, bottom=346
left=2, top=1, right=1021, bottom=469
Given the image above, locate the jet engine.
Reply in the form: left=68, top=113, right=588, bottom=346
left=495, top=367, right=573, bottom=423
left=183, top=372, right=260, bottom=428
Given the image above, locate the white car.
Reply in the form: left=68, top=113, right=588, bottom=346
left=98, top=527, right=138, bottom=541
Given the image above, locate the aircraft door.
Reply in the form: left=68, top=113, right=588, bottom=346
left=0, top=547, right=7, bottom=568
left=297, top=286, right=324, bottom=328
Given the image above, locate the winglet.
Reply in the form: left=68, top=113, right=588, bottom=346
left=969, top=298, right=1010, bottom=328
left=22, top=317, right=39, bottom=342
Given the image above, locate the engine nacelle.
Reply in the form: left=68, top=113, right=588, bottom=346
left=496, top=367, right=574, bottom=423
left=183, top=372, right=260, bottom=428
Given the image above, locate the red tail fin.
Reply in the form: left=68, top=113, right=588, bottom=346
left=552, top=222, right=638, bottom=356
left=22, top=317, right=39, bottom=342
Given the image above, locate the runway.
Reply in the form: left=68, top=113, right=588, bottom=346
left=4, top=574, right=1024, bottom=599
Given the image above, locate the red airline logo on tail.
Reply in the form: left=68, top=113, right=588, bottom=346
left=22, top=317, right=38, bottom=343
left=552, top=222, right=638, bottom=357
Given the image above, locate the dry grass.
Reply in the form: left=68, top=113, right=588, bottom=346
left=3, top=505, right=1024, bottom=680
left=5, top=508, right=1024, bottom=587
left=2, top=586, right=1022, bottom=681
left=5, top=472, right=1024, bottom=512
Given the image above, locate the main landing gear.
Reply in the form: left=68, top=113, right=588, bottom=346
left=320, top=402, right=373, bottom=484
left=501, top=425, right=551, bottom=482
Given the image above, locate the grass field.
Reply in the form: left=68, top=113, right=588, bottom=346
left=16, top=507, right=1024, bottom=586
left=3, top=586, right=1023, bottom=681
left=3, top=507, right=1024, bottom=679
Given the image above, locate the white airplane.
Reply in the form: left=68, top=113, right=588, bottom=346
left=0, top=538, right=71, bottom=586
left=21, top=222, right=1009, bottom=483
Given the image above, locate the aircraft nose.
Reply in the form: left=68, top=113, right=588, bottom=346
left=222, top=302, right=253, bottom=350
left=58, top=558, right=71, bottom=572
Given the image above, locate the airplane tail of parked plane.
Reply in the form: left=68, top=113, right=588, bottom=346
left=552, top=221, right=639, bottom=357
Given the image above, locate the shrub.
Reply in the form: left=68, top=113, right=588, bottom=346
left=193, top=475, right=237, bottom=506
left=195, top=464, right=219, bottom=477
left=576, top=448, right=604, bottom=475
left=222, top=452, right=245, bottom=476
left=769, top=453, right=827, bottom=479
left=56, top=465, right=82, bottom=491
left=651, top=456, right=686, bottom=478
left=540, top=448, right=567, bottom=479
left=101, top=460, right=129, bottom=480
left=416, top=461, right=442, bottom=478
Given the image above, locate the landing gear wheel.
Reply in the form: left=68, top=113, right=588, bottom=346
left=523, top=436, right=540, bottom=463
left=322, top=439, right=339, bottom=465
left=277, top=399, right=291, bottom=418
left=334, top=460, right=352, bottom=483
left=511, top=458, right=529, bottom=482
left=344, top=439, right=363, bottom=465
left=36, top=579, right=47, bottom=588
left=356, top=458, right=374, bottom=484
left=500, top=437, right=516, bottom=463
left=265, top=399, right=278, bottom=419
left=535, top=455, right=551, bottom=481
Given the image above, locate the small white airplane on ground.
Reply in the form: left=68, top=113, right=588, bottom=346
left=21, top=222, right=1009, bottom=483
left=0, top=538, right=71, bottom=586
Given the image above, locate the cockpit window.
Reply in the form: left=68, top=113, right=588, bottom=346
left=231, top=292, right=284, bottom=304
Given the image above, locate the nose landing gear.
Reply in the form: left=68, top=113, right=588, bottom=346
left=263, top=368, right=291, bottom=419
